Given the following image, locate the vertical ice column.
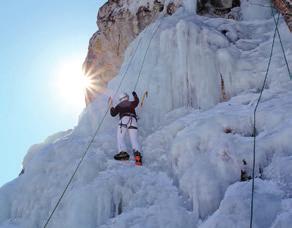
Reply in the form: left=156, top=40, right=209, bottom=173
left=183, top=0, right=198, bottom=13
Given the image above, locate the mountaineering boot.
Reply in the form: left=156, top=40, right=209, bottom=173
left=114, top=151, right=130, bottom=160
left=134, top=151, right=142, bottom=166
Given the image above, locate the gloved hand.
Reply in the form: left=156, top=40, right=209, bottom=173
left=132, top=91, right=137, bottom=96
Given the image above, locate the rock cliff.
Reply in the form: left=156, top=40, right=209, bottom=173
left=83, top=0, right=167, bottom=104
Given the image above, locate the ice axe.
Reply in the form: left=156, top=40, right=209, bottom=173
left=137, top=91, right=148, bottom=115
left=108, top=96, right=113, bottom=108
left=140, top=91, right=148, bottom=108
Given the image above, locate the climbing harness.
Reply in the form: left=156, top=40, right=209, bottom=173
left=119, top=114, right=138, bottom=131
left=43, top=16, right=164, bottom=228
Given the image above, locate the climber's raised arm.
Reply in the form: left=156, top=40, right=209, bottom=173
left=131, top=91, right=139, bottom=108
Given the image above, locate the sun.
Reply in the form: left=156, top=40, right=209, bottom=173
left=54, top=58, right=93, bottom=110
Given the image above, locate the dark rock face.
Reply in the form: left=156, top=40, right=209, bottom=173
left=167, top=2, right=177, bottom=15
left=197, top=0, right=240, bottom=18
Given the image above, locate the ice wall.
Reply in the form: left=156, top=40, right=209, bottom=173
left=105, top=6, right=291, bottom=133
left=0, top=0, right=292, bottom=227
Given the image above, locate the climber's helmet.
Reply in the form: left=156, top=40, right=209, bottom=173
left=118, top=92, right=129, bottom=102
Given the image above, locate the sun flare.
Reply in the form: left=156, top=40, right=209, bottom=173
left=54, top=58, right=93, bottom=110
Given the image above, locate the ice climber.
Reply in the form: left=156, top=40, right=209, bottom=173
left=109, top=91, right=142, bottom=165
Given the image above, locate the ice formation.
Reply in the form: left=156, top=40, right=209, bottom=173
left=1, top=0, right=292, bottom=227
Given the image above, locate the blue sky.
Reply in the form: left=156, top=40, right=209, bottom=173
left=0, top=0, right=106, bottom=187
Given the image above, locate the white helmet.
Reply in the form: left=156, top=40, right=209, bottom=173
left=118, top=92, right=129, bottom=102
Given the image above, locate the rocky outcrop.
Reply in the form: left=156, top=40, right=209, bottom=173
left=83, top=0, right=167, bottom=104
left=197, top=0, right=240, bottom=19
left=273, top=0, right=292, bottom=32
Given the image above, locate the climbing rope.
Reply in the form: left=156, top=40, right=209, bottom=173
left=133, top=18, right=163, bottom=91
left=249, top=1, right=291, bottom=80
left=271, top=9, right=292, bottom=79
left=43, top=17, right=163, bottom=228
left=249, top=12, right=280, bottom=228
